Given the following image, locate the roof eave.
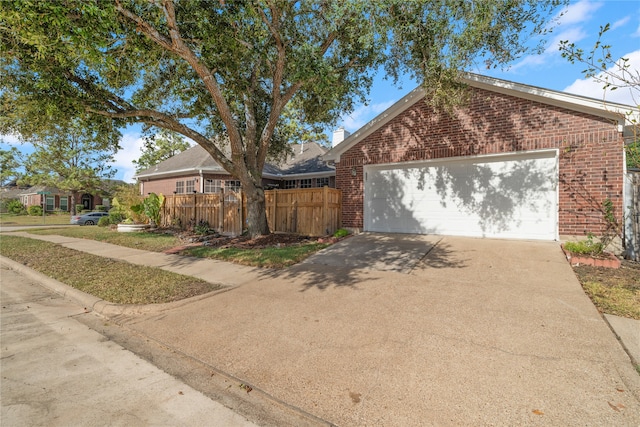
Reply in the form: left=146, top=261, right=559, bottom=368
left=324, top=73, right=639, bottom=163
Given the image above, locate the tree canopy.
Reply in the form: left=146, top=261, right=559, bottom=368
left=20, top=118, right=119, bottom=214
left=0, top=0, right=565, bottom=236
left=0, top=147, right=22, bottom=187
left=133, top=129, right=191, bottom=172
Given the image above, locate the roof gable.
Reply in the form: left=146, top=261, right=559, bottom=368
left=325, top=72, right=639, bottom=162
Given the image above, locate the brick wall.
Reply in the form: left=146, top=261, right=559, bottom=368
left=337, top=87, right=624, bottom=237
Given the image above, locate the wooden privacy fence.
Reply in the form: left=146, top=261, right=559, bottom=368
left=161, top=187, right=342, bottom=236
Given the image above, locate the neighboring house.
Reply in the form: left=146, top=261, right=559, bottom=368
left=4, top=180, right=125, bottom=213
left=135, top=142, right=335, bottom=195
left=324, top=73, right=639, bottom=242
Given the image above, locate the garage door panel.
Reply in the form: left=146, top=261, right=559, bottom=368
left=364, top=152, right=557, bottom=240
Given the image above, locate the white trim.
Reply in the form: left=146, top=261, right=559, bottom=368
left=363, top=148, right=559, bottom=170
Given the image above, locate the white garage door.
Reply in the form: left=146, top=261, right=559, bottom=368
left=364, top=151, right=558, bottom=240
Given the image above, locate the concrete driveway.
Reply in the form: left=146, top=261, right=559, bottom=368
left=116, top=234, right=640, bottom=426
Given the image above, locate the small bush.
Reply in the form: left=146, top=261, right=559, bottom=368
left=109, top=211, right=125, bottom=224
left=333, top=228, right=349, bottom=238
left=95, top=205, right=106, bottom=212
left=28, top=205, right=43, bottom=216
left=564, top=234, right=604, bottom=256
left=98, top=216, right=110, bottom=227
left=3, top=199, right=26, bottom=215
left=194, top=219, right=213, bottom=235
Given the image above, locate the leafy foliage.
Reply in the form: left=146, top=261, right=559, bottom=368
left=27, top=205, right=42, bottom=216
left=0, top=147, right=22, bottom=186
left=1, top=0, right=565, bottom=236
left=142, top=192, right=165, bottom=226
left=1, top=198, right=25, bottom=215
left=564, top=234, right=604, bottom=256
left=133, top=129, right=191, bottom=172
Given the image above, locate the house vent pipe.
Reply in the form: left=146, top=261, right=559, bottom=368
left=332, top=127, right=350, bottom=147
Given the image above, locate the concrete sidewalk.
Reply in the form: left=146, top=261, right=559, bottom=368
left=1, top=265, right=257, bottom=427
left=2, top=231, right=639, bottom=425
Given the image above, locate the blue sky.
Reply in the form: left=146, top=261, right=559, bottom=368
left=2, top=0, right=639, bottom=184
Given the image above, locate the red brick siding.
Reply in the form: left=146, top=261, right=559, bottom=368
left=337, top=87, right=624, bottom=236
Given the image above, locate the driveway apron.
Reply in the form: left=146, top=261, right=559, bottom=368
left=115, top=235, right=640, bottom=426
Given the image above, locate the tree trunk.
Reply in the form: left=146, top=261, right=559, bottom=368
left=243, top=183, right=270, bottom=237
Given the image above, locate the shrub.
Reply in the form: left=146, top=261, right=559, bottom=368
left=3, top=199, right=26, bottom=215
left=564, top=234, right=604, bottom=256
left=333, top=228, right=349, bottom=238
left=194, top=219, right=213, bottom=235
left=95, top=205, right=106, bottom=212
left=28, top=205, right=43, bottom=216
left=97, top=216, right=110, bottom=227
left=108, top=211, right=125, bottom=224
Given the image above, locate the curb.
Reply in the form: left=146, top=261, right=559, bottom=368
left=0, top=255, right=231, bottom=317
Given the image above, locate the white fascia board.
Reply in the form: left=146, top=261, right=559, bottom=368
left=134, top=167, right=227, bottom=180
left=262, top=171, right=335, bottom=180
left=463, top=72, right=637, bottom=123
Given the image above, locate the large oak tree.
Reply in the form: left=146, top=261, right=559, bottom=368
left=0, top=0, right=564, bottom=236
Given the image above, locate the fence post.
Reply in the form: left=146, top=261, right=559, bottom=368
left=271, top=189, right=277, bottom=233
left=219, top=188, right=225, bottom=234
left=322, top=185, right=329, bottom=235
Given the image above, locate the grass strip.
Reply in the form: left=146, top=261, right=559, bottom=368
left=184, top=243, right=329, bottom=268
left=0, top=235, right=220, bottom=304
left=27, top=227, right=180, bottom=252
left=582, top=281, right=640, bottom=320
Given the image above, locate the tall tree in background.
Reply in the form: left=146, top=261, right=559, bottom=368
left=0, top=0, right=564, bottom=236
left=20, top=119, right=120, bottom=215
left=133, top=129, right=190, bottom=172
left=0, top=147, right=22, bottom=187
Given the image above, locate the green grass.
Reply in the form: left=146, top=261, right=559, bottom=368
left=0, top=213, right=71, bottom=226
left=0, top=235, right=220, bottom=304
left=27, top=226, right=181, bottom=252
left=582, top=281, right=640, bottom=319
left=184, top=242, right=329, bottom=268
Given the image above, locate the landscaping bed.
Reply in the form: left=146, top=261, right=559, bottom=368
left=571, top=260, right=640, bottom=320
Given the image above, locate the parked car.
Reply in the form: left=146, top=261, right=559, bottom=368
left=70, top=211, right=109, bottom=226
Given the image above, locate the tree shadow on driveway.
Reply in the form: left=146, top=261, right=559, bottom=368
left=257, top=233, right=469, bottom=291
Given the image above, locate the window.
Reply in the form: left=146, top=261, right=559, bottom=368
left=284, top=180, right=296, bottom=189
left=60, top=197, right=68, bottom=212
left=225, top=180, right=241, bottom=192
left=316, top=177, right=330, bottom=188
left=45, top=196, right=54, bottom=211
left=175, top=181, right=184, bottom=194
left=186, top=179, right=195, bottom=193
left=224, top=180, right=241, bottom=202
left=204, top=179, right=222, bottom=193
left=300, top=179, right=312, bottom=189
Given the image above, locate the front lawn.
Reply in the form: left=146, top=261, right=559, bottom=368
left=0, top=235, right=220, bottom=304
left=27, top=226, right=181, bottom=252
left=0, top=213, right=71, bottom=226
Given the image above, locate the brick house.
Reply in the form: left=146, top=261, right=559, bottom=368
left=10, top=181, right=124, bottom=213
left=324, top=73, right=638, bottom=242
left=135, top=142, right=335, bottom=195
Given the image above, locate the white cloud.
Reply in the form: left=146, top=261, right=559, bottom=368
left=563, top=49, right=640, bottom=106
left=554, top=0, right=602, bottom=26
left=340, top=100, right=396, bottom=132
left=611, top=16, right=630, bottom=31
left=0, top=133, right=25, bottom=146
left=113, top=132, right=144, bottom=183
